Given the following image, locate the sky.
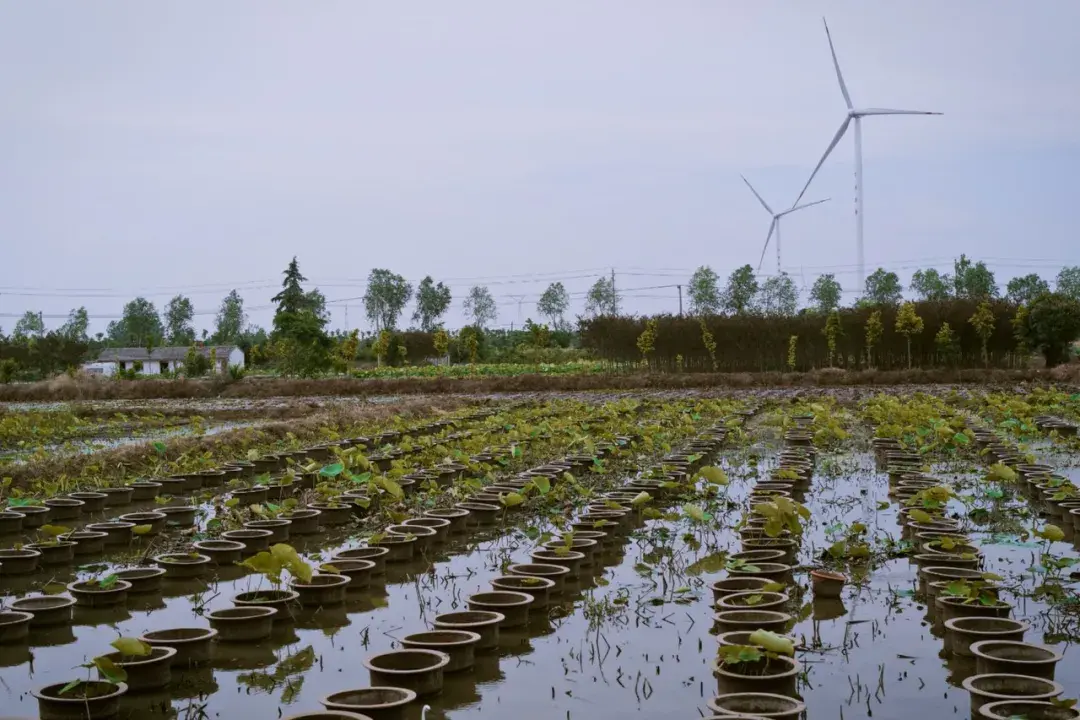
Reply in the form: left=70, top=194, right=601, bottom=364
left=3, top=1, right=1079, bottom=337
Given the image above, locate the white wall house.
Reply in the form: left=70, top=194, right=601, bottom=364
left=84, top=346, right=244, bottom=377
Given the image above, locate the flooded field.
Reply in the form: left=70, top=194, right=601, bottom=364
left=1, top=389, right=1079, bottom=719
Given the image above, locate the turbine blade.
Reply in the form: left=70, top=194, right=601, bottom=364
left=793, top=117, right=850, bottom=206
left=824, top=18, right=853, bottom=110
left=784, top=198, right=830, bottom=215
left=756, top=218, right=777, bottom=273
left=859, top=107, right=943, bottom=116
left=741, top=175, right=774, bottom=215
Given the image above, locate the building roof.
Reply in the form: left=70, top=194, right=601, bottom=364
left=95, top=345, right=239, bottom=362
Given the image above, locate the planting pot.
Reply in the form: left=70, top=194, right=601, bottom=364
left=717, top=591, right=789, bottom=612
left=308, top=503, right=353, bottom=526
left=728, top=562, right=791, bottom=584
left=424, top=507, right=471, bottom=533
left=140, top=627, right=218, bottom=667
left=286, top=712, right=373, bottom=720
left=231, top=486, right=269, bottom=506
left=971, top=640, right=1063, bottom=680
left=810, top=569, right=846, bottom=599
left=8, top=504, right=49, bottom=528
left=321, top=560, right=375, bottom=589
left=543, top=537, right=599, bottom=564
left=114, top=567, right=166, bottom=593
left=978, top=700, right=1080, bottom=720
left=208, top=606, right=277, bottom=641
left=364, top=649, right=449, bottom=697
left=96, top=486, right=131, bottom=507
left=266, top=480, right=296, bottom=500
left=402, top=517, right=451, bottom=542
left=507, top=562, right=571, bottom=593
left=67, top=579, right=132, bottom=607
left=491, top=575, right=555, bottom=609
left=11, top=596, right=76, bottom=626
left=233, top=589, right=300, bottom=616
left=711, top=577, right=774, bottom=602
left=0, top=610, right=32, bottom=644
left=0, top=510, right=24, bottom=534
left=434, top=610, right=503, bottom=650
left=919, top=566, right=985, bottom=596
left=467, top=591, right=533, bottom=627
left=334, top=546, right=388, bottom=574
left=193, top=539, right=245, bottom=565
left=0, top=548, right=41, bottom=574
left=962, top=674, right=1063, bottom=719
left=529, top=548, right=585, bottom=577
left=68, top=491, right=108, bottom=513
left=321, top=687, right=418, bottom=720
left=368, top=535, right=416, bottom=562
left=713, top=610, right=792, bottom=635
left=707, top=692, right=806, bottom=719
left=944, top=617, right=1028, bottom=657
left=291, top=574, right=350, bottom=607
left=60, top=530, right=108, bottom=555
left=386, top=524, right=437, bottom=552
left=402, top=630, right=481, bottom=672
left=44, top=497, right=84, bottom=519
left=711, top=654, right=801, bottom=698
left=716, top=630, right=797, bottom=649
left=34, top=680, right=127, bottom=720
left=197, top=470, right=226, bottom=488
left=160, top=506, right=198, bottom=527
left=455, top=501, right=500, bottom=524
left=729, top=549, right=787, bottom=567
left=85, top=521, right=135, bottom=545
left=99, top=646, right=176, bottom=692
left=26, top=541, right=76, bottom=565
left=244, top=519, right=291, bottom=543
left=222, top=529, right=273, bottom=554
left=128, top=480, right=163, bottom=501
left=154, top=553, right=212, bottom=579
left=119, top=511, right=166, bottom=535
left=913, top=552, right=980, bottom=571
left=282, top=508, right=322, bottom=534
left=935, top=596, right=1011, bottom=624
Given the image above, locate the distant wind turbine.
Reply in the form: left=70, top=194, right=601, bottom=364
left=741, top=175, right=829, bottom=274
left=794, top=18, right=942, bottom=290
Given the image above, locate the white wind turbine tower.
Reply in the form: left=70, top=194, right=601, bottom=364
left=794, top=18, right=942, bottom=289
left=741, top=175, right=829, bottom=274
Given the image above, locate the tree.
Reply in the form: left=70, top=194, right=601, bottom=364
left=1016, top=292, right=1080, bottom=367
left=895, top=302, right=924, bottom=369
left=214, top=290, right=247, bottom=344
left=809, top=274, right=842, bottom=314
left=1055, top=266, right=1080, bottom=301
left=58, top=307, right=89, bottom=342
left=363, top=269, right=413, bottom=332
left=12, top=311, right=45, bottom=339
left=373, top=329, right=393, bottom=367
left=463, top=285, right=497, bottom=328
left=787, top=335, right=798, bottom=371
left=700, top=319, right=717, bottom=371
left=935, top=322, right=959, bottom=365
left=585, top=277, right=620, bottom=316
left=270, top=257, right=330, bottom=375
left=636, top=318, right=658, bottom=365
left=864, top=268, right=903, bottom=305
left=688, top=266, right=722, bottom=316
left=953, top=254, right=998, bottom=300
left=969, top=301, right=996, bottom=367
left=537, top=282, right=570, bottom=330
left=1005, top=273, right=1050, bottom=305
left=164, top=294, right=196, bottom=345
left=865, top=310, right=884, bottom=368
left=755, top=273, right=798, bottom=316
left=412, top=276, right=452, bottom=332
left=524, top=319, right=551, bottom=350
left=721, top=265, right=759, bottom=315
left=433, top=328, right=450, bottom=362
left=107, top=297, right=163, bottom=347
left=910, top=268, right=952, bottom=301
left=823, top=310, right=843, bottom=366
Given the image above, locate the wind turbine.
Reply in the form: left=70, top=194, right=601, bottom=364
left=741, top=175, right=829, bottom=274
left=794, top=18, right=942, bottom=289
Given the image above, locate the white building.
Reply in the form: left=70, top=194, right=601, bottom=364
left=84, top=346, right=244, bottom=377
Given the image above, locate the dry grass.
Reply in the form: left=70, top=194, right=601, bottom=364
left=6, top=396, right=469, bottom=489
left=0, top=366, right=1072, bottom=404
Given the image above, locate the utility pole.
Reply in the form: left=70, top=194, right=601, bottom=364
left=677, top=285, right=683, bottom=316
left=344, top=305, right=348, bottom=330
left=610, top=267, right=616, bottom=314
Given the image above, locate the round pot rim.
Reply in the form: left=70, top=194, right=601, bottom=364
left=467, top=591, right=534, bottom=608
left=362, top=648, right=451, bottom=674
left=104, top=646, right=177, bottom=666
left=961, top=673, right=1063, bottom=700
left=246, top=519, right=292, bottom=528
left=85, top=521, right=136, bottom=530
left=321, top=686, right=418, bottom=709
left=943, top=617, right=1029, bottom=634
left=222, top=529, right=274, bottom=539
left=492, top=576, right=556, bottom=590
left=434, top=610, right=505, bottom=627
left=11, top=595, right=75, bottom=610
left=530, top=549, right=586, bottom=561
left=116, top=567, right=167, bottom=579
left=711, top=577, right=773, bottom=590
left=970, top=639, right=1064, bottom=663
left=233, top=589, right=300, bottom=603
left=140, top=627, right=219, bottom=644
left=401, top=630, right=482, bottom=647
left=706, top=691, right=807, bottom=714
left=120, top=511, right=167, bottom=520
left=154, top=553, right=212, bottom=565
left=978, top=700, right=1080, bottom=720
left=335, top=547, right=389, bottom=559
left=0, top=610, right=34, bottom=625
left=33, top=681, right=128, bottom=702
left=386, top=524, right=437, bottom=537
left=321, top=559, right=375, bottom=571
left=717, top=591, right=790, bottom=610
left=710, top=653, right=800, bottom=679
left=0, top=548, right=42, bottom=558
left=713, top=609, right=792, bottom=623
left=68, top=579, right=133, bottom=594
left=811, top=569, right=847, bottom=582
left=208, top=606, right=279, bottom=620
left=507, top=563, right=571, bottom=577
left=291, top=574, right=350, bottom=589
left=194, top=540, right=246, bottom=550
left=938, top=596, right=1011, bottom=610
left=61, top=530, right=108, bottom=540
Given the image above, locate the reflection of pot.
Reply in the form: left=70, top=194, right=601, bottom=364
left=812, top=598, right=847, bottom=621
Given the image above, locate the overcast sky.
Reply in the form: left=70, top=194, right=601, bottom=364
left=3, top=1, right=1079, bottom=336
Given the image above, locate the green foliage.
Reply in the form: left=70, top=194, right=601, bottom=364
left=953, top=254, right=998, bottom=300
left=910, top=268, right=952, bottom=301
left=787, top=335, right=798, bottom=371
left=895, top=302, right=924, bottom=369
left=164, top=294, right=196, bottom=345
left=459, top=326, right=481, bottom=364
left=688, top=265, right=722, bottom=315
left=271, top=258, right=331, bottom=375
left=363, top=268, right=413, bottom=332
left=864, top=268, right=903, bottom=305
left=213, top=290, right=247, bottom=344
left=1006, top=273, right=1050, bottom=305
left=13, top=311, right=45, bottom=340
left=809, top=274, right=842, bottom=313
left=755, top=273, right=798, bottom=317
left=636, top=318, right=659, bottom=362
left=585, top=277, right=620, bottom=317
left=58, top=307, right=90, bottom=343
left=106, top=297, right=164, bottom=347
left=537, top=282, right=571, bottom=330
left=433, top=328, right=450, bottom=358
left=1014, top=292, right=1080, bottom=367
left=722, top=265, right=758, bottom=315
left=934, top=321, right=959, bottom=364
left=864, top=309, right=884, bottom=367
left=700, top=319, right=717, bottom=371
left=184, top=345, right=211, bottom=377
left=412, top=276, right=452, bottom=332
left=463, top=286, right=497, bottom=329
left=823, top=310, right=843, bottom=367
left=969, top=301, right=996, bottom=366
left=1056, top=266, right=1080, bottom=301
